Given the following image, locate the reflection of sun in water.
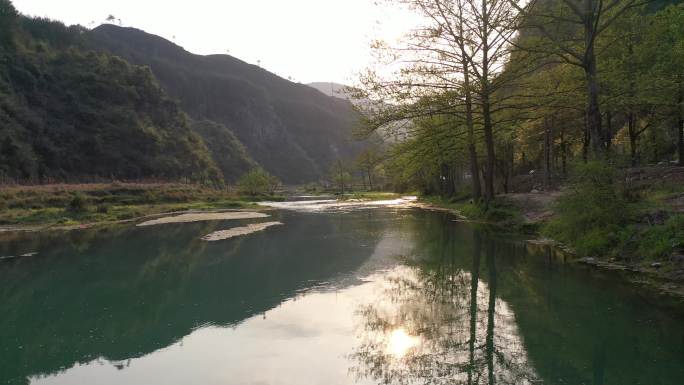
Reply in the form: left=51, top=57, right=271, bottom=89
left=387, top=328, right=420, bottom=359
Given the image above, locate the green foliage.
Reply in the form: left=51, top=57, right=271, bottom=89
left=630, top=215, right=684, bottom=260
left=383, top=113, right=470, bottom=196
left=0, top=13, right=225, bottom=185
left=66, top=193, right=88, bottom=214
left=192, top=120, right=256, bottom=183
left=544, top=162, right=633, bottom=256
left=421, top=195, right=522, bottom=227
left=0, top=0, right=17, bottom=49
left=354, top=145, right=385, bottom=190
left=237, top=168, right=281, bottom=196
left=329, top=160, right=352, bottom=194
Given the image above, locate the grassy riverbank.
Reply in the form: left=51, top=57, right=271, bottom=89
left=0, top=183, right=273, bottom=230
left=419, top=169, right=684, bottom=299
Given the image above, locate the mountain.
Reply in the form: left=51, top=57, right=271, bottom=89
left=0, top=9, right=223, bottom=185
left=308, top=82, right=412, bottom=144
left=191, top=120, right=257, bottom=182
left=87, top=25, right=364, bottom=183
left=307, top=82, right=353, bottom=100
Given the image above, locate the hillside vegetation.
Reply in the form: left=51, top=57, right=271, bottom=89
left=87, top=25, right=364, bottom=183
left=0, top=2, right=223, bottom=185
left=0, top=0, right=363, bottom=186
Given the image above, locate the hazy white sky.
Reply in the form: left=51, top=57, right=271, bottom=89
left=12, top=0, right=419, bottom=84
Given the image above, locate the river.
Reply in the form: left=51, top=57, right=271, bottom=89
left=0, top=202, right=682, bottom=384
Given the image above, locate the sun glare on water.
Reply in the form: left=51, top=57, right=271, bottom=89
left=387, top=328, right=420, bottom=359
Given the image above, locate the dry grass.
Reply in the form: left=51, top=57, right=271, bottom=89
left=0, top=182, right=262, bottom=228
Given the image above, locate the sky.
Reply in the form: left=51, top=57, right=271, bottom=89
left=12, top=0, right=419, bottom=85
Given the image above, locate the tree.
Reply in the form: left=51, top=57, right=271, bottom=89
left=462, top=0, right=522, bottom=202
left=512, top=0, right=644, bottom=159
left=0, top=0, right=17, bottom=49
left=330, top=159, right=352, bottom=194
left=237, top=168, right=281, bottom=196
left=355, top=147, right=384, bottom=191
left=642, top=4, right=684, bottom=166
left=358, top=0, right=522, bottom=203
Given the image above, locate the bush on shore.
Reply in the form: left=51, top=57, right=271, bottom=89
left=237, top=168, right=281, bottom=197
left=543, top=162, right=634, bottom=257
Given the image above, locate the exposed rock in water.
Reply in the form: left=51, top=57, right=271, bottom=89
left=137, top=212, right=269, bottom=227
left=202, top=222, right=283, bottom=241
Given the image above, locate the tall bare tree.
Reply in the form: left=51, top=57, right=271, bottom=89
left=358, top=0, right=522, bottom=203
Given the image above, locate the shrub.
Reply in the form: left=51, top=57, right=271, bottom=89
left=544, top=162, right=633, bottom=257
left=66, top=193, right=88, bottom=213
left=637, top=215, right=684, bottom=260
left=237, top=168, right=281, bottom=196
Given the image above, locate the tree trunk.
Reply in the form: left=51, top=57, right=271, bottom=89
left=583, top=114, right=590, bottom=163
left=627, top=35, right=637, bottom=166
left=550, top=115, right=556, bottom=173
left=367, top=167, right=374, bottom=191
left=481, top=0, right=495, bottom=204
left=628, top=112, right=638, bottom=167
left=460, top=49, right=482, bottom=201
left=678, top=75, right=683, bottom=166
left=483, top=96, right=496, bottom=203
left=585, top=62, right=603, bottom=158
left=543, top=116, right=551, bottom=189
left=560, top=125, right=567, bottom=177
left=584, top=0, right=604, bottom=158
left=605, top=109, right=613, bottom=158
left=651, top=129, right=658, bottom=164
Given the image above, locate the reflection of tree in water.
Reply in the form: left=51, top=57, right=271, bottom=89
left=350, top=228, right=539, bottom=385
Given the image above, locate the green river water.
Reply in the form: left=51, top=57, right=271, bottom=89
left=0, top=205, right=682, bottom=385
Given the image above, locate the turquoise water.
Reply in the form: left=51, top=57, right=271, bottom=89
left=0, top=208, right=682, bottom=385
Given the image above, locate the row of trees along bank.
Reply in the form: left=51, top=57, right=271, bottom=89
left=354, top=0, right=684, bottom=201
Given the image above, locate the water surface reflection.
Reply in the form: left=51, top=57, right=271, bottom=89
left=350, top=231, right=538, bottom=385
left=0, top=209, right=681, bottom=385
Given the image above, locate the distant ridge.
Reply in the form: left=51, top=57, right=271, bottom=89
left=88, top=25, right=364, bottom=183
left=307, top=82, right=353, bottom=100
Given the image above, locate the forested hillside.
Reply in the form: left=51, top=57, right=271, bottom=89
left=87, top=25, right=364, bottom=183
left=191, top=119, right=257, bottom=182
left=0, top=1, right=223, bottom=185
left=0, top=0, right=363, bottom=185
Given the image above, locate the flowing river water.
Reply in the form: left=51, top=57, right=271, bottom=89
left=0, top=199, right=682, bottom=385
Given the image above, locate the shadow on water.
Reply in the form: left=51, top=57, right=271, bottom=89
left=0, top=210, right=389, bottom=385
left=349, top=211, right=684, bottom=385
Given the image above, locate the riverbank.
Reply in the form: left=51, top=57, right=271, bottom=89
left=418, top=186, right=684, bottom=304
left=0, top=185, right=401, bottom=232
left=0, top=183, right=273, bottom=232
left=3, top=183, right=682, bottom=303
